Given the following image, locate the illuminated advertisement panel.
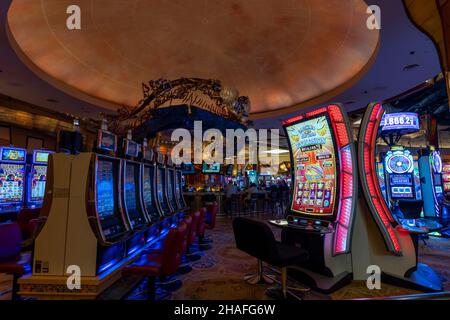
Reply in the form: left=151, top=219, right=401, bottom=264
left=286, top=115, right=338, bottom=216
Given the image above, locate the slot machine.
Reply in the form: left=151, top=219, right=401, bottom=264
left=356, top=103, right=442, bottom=291
left=175, top=164, right=187, bottom=210
left=280, top=104, right=358, bottom=292
left=141, top=140, right=163, bottom=242
left=25, top=149, right=54, bottom=209
left=382, top=147, right=422, bottom=208
left=166, top=154, right=180, bottom=213
left=155, top=152, right=173, bottom=217
left=0, top=147, right=27, bottom=215
left=121, top=133, right=149, bottom=255
left=31, top=127, right=131, bottom=278
left=443, top=161, right=450, bottom=200
left=419, top=148, right=444, bottom=220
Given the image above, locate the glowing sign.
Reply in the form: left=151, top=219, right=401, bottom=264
left=381, top=113, right=419, bottom=132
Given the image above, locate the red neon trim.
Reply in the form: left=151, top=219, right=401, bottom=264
left=362, top=103, right=401, bottom=254
left=282, top=115, right=304, bottom=125
left=306, top=107, right=328, bottom=118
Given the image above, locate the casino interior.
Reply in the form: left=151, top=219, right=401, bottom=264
left=0, top=0, right=450, bottom=301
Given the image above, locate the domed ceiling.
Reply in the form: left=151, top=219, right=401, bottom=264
left=7, top=0, right=379, bottom=118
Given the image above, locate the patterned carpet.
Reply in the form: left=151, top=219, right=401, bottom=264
left=1, top=216, right=449, bottom=300
left=126, top=215, right=450, bottom=300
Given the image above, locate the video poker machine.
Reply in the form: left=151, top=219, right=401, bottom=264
left=121, top=133, right=149, bottom=255
left=25, top=149, right=54, bottom=209
left=279, top=104, right=358, bottom=292
left=356, top=103, right=442, bottom=292
left=0, top=147, right=27, bottom=215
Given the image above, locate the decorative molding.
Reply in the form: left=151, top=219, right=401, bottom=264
left=107, top=78, right=250, bottom=135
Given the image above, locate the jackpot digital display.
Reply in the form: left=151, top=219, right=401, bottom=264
left=96, top=160, right=116, bottom=219
left=0, top=163, right=25, bottom=204
left=381, top=113, right=419, bottom=132
left=286, top=115, right=337, bottom=216
left=30, top=165, right=47, bottom=201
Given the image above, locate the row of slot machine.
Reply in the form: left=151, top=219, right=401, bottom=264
left=273, top=104, right=445, bottom=294
left=26, top=125, right=187, bottom=287
left=0, top=147, right=53, bottom=215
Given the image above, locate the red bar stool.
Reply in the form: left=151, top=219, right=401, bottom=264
left=122, top=226, right=182, bottom=300
left=185, top=211, right=202, bottom=261
left=0, top=222, right=30, bottom=300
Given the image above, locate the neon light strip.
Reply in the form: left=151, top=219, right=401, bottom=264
left=327, top=105, right=356, bottom=255
left=359, top=103, right=401, bottom=255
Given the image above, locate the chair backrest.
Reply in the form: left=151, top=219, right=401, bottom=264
left=160, top=227, right=182, bottom=275
left=206, top=202, right=218, bottom=229
left=188, top=211, right=200, bottom=245
left=0, top=222, right=22, bottom=262
left=232, top=218, right=279, bottom=264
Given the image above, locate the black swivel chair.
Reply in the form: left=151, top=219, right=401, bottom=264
left=232, top=217, right=309, bottom=299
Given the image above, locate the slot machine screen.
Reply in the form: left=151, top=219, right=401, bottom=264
left=143, top=166, right=153, bottom=211
left=0, top=164, right=25, bottom=204
left=35, top=151, right=50, bottom=164
left=1, top=148, right=26, bottom=162
left=167, top=170, right=174, bottom=202
left=157, top=167, right=165, bottom=204
left=96, top=160, right=116, bottom=219
left=286, top=115, right=338, bottom=217
left=30, top=165, right=47, bottom=201
left=124, top=163, right=144, bottom=228
left=98, top=131, right=116, bottom=152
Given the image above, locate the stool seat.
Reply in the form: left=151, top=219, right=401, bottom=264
left=0, top=259, right=28, bottom=275
left=123, top=253, right=162, bottom=277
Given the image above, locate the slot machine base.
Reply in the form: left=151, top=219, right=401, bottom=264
left=382, top=263, right=443, bottom=293
left=287, top=266, right=352, bottom=294
left=17, top=271, right=121, bottom=300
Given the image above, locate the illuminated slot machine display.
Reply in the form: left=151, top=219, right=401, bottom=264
left=141, top=142, right=163, bottom=242
left=443, top=161, right=450, bottom=200
left=419, top=148, right=444, bottom=220
left=357, top=104, right=442, bottom=291
left=280, top=104, right=358, bottom=292
left=121, top=134, right=149, bottom=255
left=155, top=152, right=173, bottom=217
left=166, top=154, right=180, bottom=213
left=25, top=150, right=54, bottom=209
left=0, top=147, right=27, bottom=214
left=175, top=164, right=187, bottom=210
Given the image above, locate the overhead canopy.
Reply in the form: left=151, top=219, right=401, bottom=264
left=7, top=0, right=379, bottom=119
